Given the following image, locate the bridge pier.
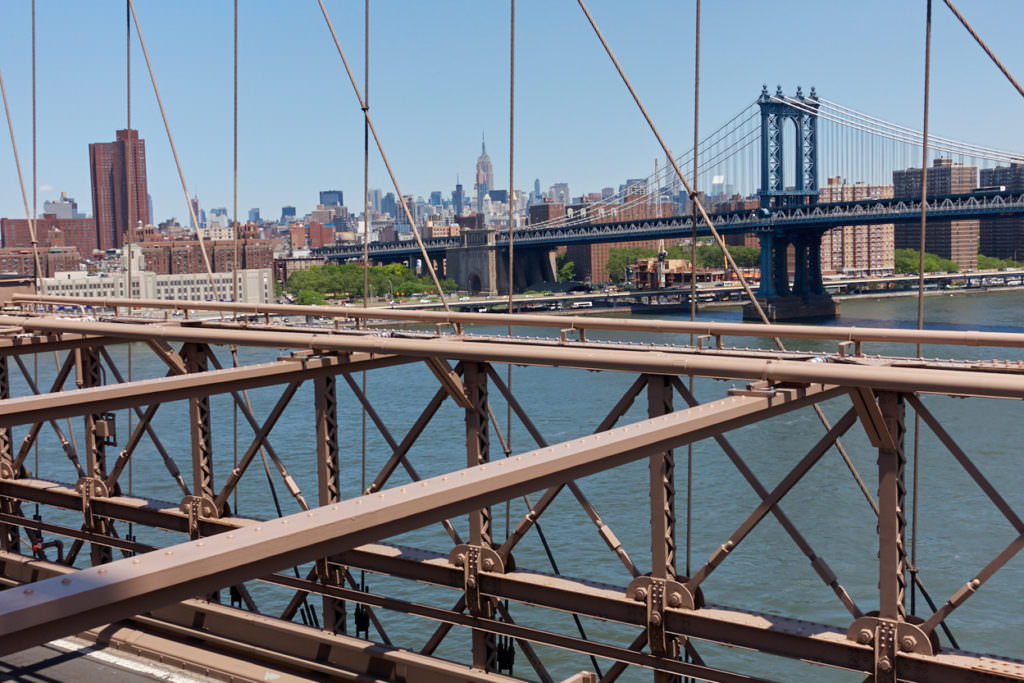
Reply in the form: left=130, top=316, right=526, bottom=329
left=746, top=228, right=837, bottom=321
left=446, top=230, right=556, bottom=295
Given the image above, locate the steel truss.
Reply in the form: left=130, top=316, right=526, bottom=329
left=0, top=301, right=1022, bottom=682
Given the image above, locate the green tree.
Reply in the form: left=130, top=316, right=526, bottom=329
left=978, top=254, right=1020, bottom=270
left=557, top=260, right=575, bottom=282
left=693, top=243, right=760, bottom=268
left=894, top=248, right=959, bottom=274
left=296, top=289, right=326, bottom=306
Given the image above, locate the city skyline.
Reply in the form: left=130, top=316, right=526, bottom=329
left=2, top=2, right=1024, bottom=222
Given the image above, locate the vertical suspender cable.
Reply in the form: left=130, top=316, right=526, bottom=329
left=912, top=0, right=933, bottom=618
left=362, top=0, right=370, bottom=491
left=506, top=0, right=516, bottom=540
left=232, top=0, right=239, bottom=512
left=31, top=0, right=36, bottom=225
left=688, top=0, right=700, bottom=583
left=507, top=0, right=516, bottom=319
left=232, top=0, right=239, bottom=310
left=125, top=0, right=133, bottom=313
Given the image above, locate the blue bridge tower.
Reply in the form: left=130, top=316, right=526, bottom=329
left=745, top=85, right=837, bottom=320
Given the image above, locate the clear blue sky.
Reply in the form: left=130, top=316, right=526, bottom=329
left=1, top=1, right=1023, bottom=223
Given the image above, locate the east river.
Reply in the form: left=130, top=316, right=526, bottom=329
left=17, top=290, right=1024, bottom=681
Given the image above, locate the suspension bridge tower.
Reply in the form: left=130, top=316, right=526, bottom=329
left=745, top=85, right=838, bottom=321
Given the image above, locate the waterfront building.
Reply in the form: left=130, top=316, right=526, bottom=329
left=89, top=128, right=150, bottom=250
left=41, top=266, right=273, bottom=306
left=892, top=158, right=978, bottom=269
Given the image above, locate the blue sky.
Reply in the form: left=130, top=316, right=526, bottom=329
left=1, top=1, right=1023, bottom=223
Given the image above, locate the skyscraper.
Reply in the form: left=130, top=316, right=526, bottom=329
left=453, top=180, right=465, bottom=216
left=89, top=128, right=150, bottom=250
left=281, top=206, right=297, bottom=224
left=475, top=136, right=494, bottom=214
left=320, top=190, right=343, bottom=207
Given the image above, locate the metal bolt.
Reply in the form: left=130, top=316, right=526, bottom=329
left=856, top=629, right=873, bottom=645
left=467, top=576, right=477, bottom=589
left=877, top=656, right=892, bottom=673
left=482, top=558, right=494, bottom=571
left=901, top=636, right=917, bottom=652
left=650, top=612, right=662, bottom=625
left=667, top=592, right=682, bottom=608
left=454, top=553, right=466, bottom=567
left=633, top=588, right=647, bottom=602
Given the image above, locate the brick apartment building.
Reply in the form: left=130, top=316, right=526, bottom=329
left=1, top=214, right=98, bottom=255
left=892, top=158, right=978, bottom=270
left=137, top=239, right=275, bottom=275
left=818, top=177, right=895, bottom=276
left=0, top=247, right=81, bottom=277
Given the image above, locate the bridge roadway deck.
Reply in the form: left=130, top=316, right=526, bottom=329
left=312, top=192, right=1024, bottom=261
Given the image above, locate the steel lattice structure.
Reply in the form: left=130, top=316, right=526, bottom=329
left=0, top=296, right=1022, bottom=682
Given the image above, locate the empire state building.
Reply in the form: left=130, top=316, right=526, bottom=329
left=474, top=137, right=493, bottom=215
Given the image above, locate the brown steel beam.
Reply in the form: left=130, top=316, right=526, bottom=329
left=0, top=351, right=410, bottom=428
left=16, top=293, right=1024, bottom=351
left=0, top=382, right=839, bottom=656
left=4, top=315, right=1024, bottom=400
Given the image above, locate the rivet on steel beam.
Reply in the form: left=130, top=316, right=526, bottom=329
left=454, top=553, right=466, bottom=567
left=877, top=656, right=892, bottom=672
left=668, top=592, right=682, bottom=608
left=650, top=612, right=662, bottom=625
left=633, top=588, right=647, bottom=602
left=482, top=558, right=494, bottom=571
left=856, top=629, right=873, bottom=644
left=901, top=636, right=918, bottom=652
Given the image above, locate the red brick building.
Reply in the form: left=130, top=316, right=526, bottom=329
left=0, top=247, right=81, bottom=277
left=137, top=239, right=275, bottom=275
left=89, top=129, right=150, bottom=250
left=1, top=214, right=98, bottom=255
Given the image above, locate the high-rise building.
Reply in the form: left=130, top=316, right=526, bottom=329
left=248, top=208, right=261, bottom=224
left=320, top=190, right=343, bottom=207
left=429, top=191, right=443, bottom=206
left=190, top=196, right=202, bottom=229
left=89, top=128, right=150, bottom=250
left=281, top=206, right=297, bottom=224
left=475, top=137, right=494, bottom=214
left=818, top=177, right=894, bottom=276
left=367, top=189, right=382, bottom=213
left=381, top=193, right=397, bottom=218
left=453, top=180, right=465, bottom=216
left=892, top=159, right=978, bottom=269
